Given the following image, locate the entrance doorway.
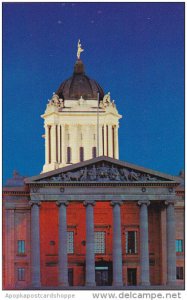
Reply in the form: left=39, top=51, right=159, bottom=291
left=68, top=268, right=73, bottom=286
left=95, top=262, right=112, bottom=286
left=127, top=268, right=137, bottom=286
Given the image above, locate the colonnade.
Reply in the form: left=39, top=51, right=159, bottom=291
left=44, top=124, right=119, bottom=167
left=30, top=200, right=176, bottom=287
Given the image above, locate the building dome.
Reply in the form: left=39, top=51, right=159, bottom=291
left=56, top=59, right=104, bottom=100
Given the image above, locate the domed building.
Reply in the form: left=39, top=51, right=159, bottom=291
left=42, top=57, right=121, bottom=173
left=3, top=43, right=184, bottom=290
left=56, top=59, right=105, bottom=100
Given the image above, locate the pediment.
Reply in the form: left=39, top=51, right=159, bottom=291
left=25, top=156, right=180, bottom=184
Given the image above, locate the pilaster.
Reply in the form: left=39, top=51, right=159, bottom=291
left=30, top=201, right=41, bottom=288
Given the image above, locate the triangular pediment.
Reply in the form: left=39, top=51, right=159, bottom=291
left=25, top=156, right=180, bottom=184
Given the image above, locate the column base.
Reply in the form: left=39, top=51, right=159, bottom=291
left=167, top=281, right=177, bottom=287
left=32, top=282, right=41, bottom=288
left=140, top=281, right=150, bottom=286
left=86, top=282, right=96, bottom=287
left=112, top=281, right=123, bottom=287
left=59, top=282, right=69, bottom=287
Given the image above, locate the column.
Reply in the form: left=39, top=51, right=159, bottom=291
left=165, top=201, right=176, bottom=286
left=84, top=126, right=91, bottom=161
left=30, top=201, right=41, bottom=288
left=111, top=201, right=123, bottom=286
left=61, top=124, right=66, bottom=165
left=138, top=201, right=150, bottom=286
left=57, top=201, right=69, bottom=287
left=45, top=125, right=49, bottom=165
left=58, top=125, right=61, bottom=163
left=51, top=125, right=57, bottom=164
left=84, top=201, right=96, bottom=287
left=108, top=125, right=113, bottom=157
left=70, top=125, right=78, bottom=163
left=160, top=206, right=167, bottom=285
left=104, top=125, right=107, bottom=156
left=99, top=125, right=103, bottom=157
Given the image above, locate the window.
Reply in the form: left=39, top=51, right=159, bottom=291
left=17, top=240, right=25, bottom=254
left=80, top=147, right=84, bottom=162
left=94, top=231, right=105, bottom=254
left=125, top=231, right=137, bottom=254
left=17, top=268, right=25, bottom=281
left=92, top=147, right=97, bottom=158
left=176, top=267, right=184, bottom=280
left=67, top=231, right=74, bottom=254
left=176, top=240, right=183, bottom=253
left=67, top=147, right=71, bottom=163
left=68, top=268, right=73, bottom=286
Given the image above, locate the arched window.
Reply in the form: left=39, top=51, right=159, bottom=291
left=80, top=147, right=84, bottom=162
left=92, top=147, right=97, bottom=158
left=67, top=147, right=71, bottom=164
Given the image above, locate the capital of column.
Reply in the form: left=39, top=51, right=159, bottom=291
left=83, top=200, right=96, bottom=207
left=110, top=200, right=123, bottom=207
left=29, top=201, right=41, bottom=207
left=138, top=200, right=150, bottom=207
left=165, top=200, right=176, bottom=206
left=56, top=200, right=69, bottom=207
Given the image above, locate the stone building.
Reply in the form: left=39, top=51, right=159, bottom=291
left=3, top=51, right=184, bottom=289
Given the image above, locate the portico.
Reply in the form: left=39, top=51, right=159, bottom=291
left=26, top=156, right=180, bottom=288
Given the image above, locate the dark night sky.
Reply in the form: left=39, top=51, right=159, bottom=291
left=3, top=2, right=184, bottom=182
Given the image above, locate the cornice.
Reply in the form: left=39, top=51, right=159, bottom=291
left=27, top=181, right=179, bottom=188
left=3, top=191, right=29, bottom=196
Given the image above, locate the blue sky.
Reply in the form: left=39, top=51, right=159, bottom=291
left=3, top=2, right=184, bottom=182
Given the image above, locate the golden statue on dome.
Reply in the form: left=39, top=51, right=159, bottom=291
left=77, top=39, right=84, bottom=59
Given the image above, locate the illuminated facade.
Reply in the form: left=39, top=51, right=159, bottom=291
left=3, top=55, right=184, bottom=289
